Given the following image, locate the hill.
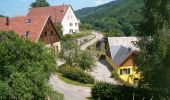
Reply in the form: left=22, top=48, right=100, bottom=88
left=0, top=15, right=5, bottom=17
left=76, top=0, right=144, bottom=36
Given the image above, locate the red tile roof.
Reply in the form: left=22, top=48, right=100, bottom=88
left=27, top=5, right=69, bottom=23
left=0, top=15, right=49, bottom=42
left=0, top=17, right=7, bottom=26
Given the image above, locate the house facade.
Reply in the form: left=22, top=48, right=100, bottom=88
left=105, top=37, right=140, bottom=84
left=0, top=15, right=61, bottom=53
left=27, top=4, right=80, bottom=35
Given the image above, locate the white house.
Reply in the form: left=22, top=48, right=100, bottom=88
left=27, top=4, right=80, bottom=35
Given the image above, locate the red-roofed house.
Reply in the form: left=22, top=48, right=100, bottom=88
left=0, top=15, right=61, bottom=53
left=27, top=4, right=80, bottom=35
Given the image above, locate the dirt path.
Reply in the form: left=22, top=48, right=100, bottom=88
left=80, top=31, right=103, bottom=50
left=49, top=75, right=91, bottom=100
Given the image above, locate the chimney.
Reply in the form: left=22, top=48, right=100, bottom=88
left=63, top=3, right=65, bottom=12
left=6, top=17, right=9, bottom=26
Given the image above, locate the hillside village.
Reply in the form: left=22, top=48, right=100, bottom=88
left=0, top=0, right=170, bottom=100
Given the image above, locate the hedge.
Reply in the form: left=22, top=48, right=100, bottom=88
left=91, top=82, right=168, bottom=100
left=59, top=67, right=94, bottom=84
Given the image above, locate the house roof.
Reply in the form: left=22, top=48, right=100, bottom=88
left=110, top=45, right=135, bottom=66
left=108, top=37, right=139, bottom=66
left=0, top=17, right=6, bottom=26
left=27, top=5, right=70, bottom=23
left=108, top=37, right=139, bottom=50
left=0, top=15, right=50, bottom=42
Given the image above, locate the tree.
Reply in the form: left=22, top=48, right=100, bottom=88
left=79, top=50, right=94, bottom=70
left=135, top=0, right=170, bottom=96
left=30, top=0, right=49, bottom=8
left=59, top=40, right=81, bottom=66
left=55, top=23, right=63, bottom=37
left=0, top=31, right=63, bottom=99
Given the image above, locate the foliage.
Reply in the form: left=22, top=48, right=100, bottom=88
left=79, top=50, right=94, bottom=70
left=80, top=23, right=93, bottom=31
left=59, top=40, right=81, bottom=66
left=135, top=0, right=170, bottom=96
left=91, top=82, right=168, bottom=100
left=55, top=23, right=63, bottom=37
left=76, top=0, right=144, bottom=36
left=62, top=30, right=91, bottom=41
left=111, top=71, right=118, bottom=79
left=0, top=31, right=63, bottom=99
left=30, top=0, right=49, bottom=8
left=0, top=15, right=5, bottom=17
left=59, top=67, right=94, bottom=84
left=104, top=28, right=124, bottom=37
left=56, top=72, right=93, bottom=87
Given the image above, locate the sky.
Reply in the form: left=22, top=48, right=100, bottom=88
left=0, top=0, right=113, bottom=17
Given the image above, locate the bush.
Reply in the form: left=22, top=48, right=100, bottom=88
left=79, top=50, right=94, bottom=70
left=92, top=82, right=168, bottom=100
left=59, top=67, right=94, bottom=84
left=111, top=71, right=119, bottom=79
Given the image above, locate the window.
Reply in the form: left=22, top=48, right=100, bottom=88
left=69, top=29, right=73, bottom=33
left=70, top=23, right=73, bottom=26
left=23, top=31, right=30, bottom=38
left=26, top=19, right=32, bottom=23
left=24, top=31, right=30, bottom=36
left=120, top=68, right=130, bottom=75
left=75, top=23, right=78, bottom=26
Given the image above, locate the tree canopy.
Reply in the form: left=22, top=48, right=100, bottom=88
left=76, top=0, right=144, bottom=36
left=0, top=31, right=63, bottom=99
left=30, top=0, right=50, bottom=8
left=135, top=0, right=170, bottom=96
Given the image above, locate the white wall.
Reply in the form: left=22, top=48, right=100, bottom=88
left=61, top=6, right=79, bottom=35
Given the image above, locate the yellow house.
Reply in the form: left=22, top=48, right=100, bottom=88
left=105, top=37, right=141, bottom=84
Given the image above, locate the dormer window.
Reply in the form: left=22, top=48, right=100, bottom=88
left=26, top=19, right=32, bottom=23
left=23, top=31, right=30, bottom=38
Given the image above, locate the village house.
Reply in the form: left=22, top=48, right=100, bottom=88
left=0, top=15, right=61, bottom=53
left=27, top=4, right=80, bottom=35
left=105, top=37, right=141, bottom=84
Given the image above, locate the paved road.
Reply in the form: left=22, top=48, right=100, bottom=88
left=80, top=31, right=103, bottom=50
left=50, top=75, right=91, bottom=100
left=90, top=59, right=118, bottom=84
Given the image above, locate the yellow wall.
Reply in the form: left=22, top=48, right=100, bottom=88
left=116, top=66, right=141, bottom=84
left=104, top=54, right=141, bottom=84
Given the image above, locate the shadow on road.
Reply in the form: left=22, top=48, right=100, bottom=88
left=98, top=58, right=113, bottom=72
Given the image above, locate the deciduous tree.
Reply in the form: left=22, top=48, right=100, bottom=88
left=30, top=0, right=49, bottom=8
left=0, top=31, right=63, bottom=100
left=135, top=0, right=170, bottom=96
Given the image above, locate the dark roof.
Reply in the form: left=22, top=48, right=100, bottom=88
left=110, top=45, right=134, bottom=66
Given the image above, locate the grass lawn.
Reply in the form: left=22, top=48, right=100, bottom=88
left=56, top=72, right=93, bottom=87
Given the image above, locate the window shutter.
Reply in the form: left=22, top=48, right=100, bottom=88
left=120, top=69, right=123, bottom=75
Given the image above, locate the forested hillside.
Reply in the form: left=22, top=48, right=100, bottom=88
left=0, top=15, right=4, bottom=17
left=76, top=0, right=144, bottom=36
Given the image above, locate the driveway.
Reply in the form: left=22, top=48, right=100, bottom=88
left=49, top=75, right=91, bottom=100
left=90, top=59, right=118, bottom=84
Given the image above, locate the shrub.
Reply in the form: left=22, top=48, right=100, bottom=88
left=59, top=67, right=94, bottom=84
left=79, top=50, right=94, bottom=70
left=92, top=82, right=168, bottom=100
left=111, top=71, right=119, bottom=79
